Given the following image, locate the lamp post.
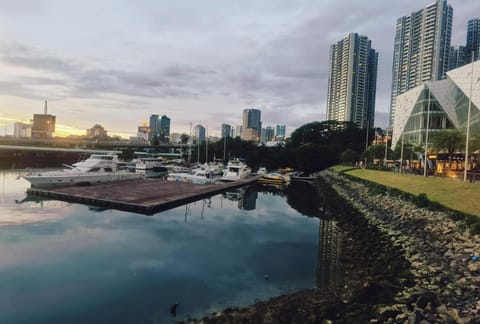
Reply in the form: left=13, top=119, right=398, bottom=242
left=384, top=130, right=388, bottom=166
left=463, top=53, right=476, bottom=182
left=423, top=86, right=431, bottom=177
left=400, top=131, right=405, bottom=174
left=364, top=119, right=369, bottom=167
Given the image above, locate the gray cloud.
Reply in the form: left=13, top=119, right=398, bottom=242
left=0, top=0, right=478, bottom=135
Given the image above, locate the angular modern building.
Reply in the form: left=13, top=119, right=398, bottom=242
left=390, top=0, right=453, bottom=126
left=391, top=61, right=480, bottom=150
left=326, top=33, right=378, bottom=128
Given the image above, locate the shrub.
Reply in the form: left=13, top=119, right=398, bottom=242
left=469, top=222, right=480, bottom=235
left=414, top=193, right=430, bottom=208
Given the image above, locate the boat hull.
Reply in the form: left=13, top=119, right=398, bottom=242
left=23, top=171, right=143, bottom=188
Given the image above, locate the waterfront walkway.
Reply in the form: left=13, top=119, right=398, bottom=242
left=332, top=166, right=480, bottom=216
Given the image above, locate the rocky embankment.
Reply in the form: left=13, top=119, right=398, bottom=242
left=184, top=170, right=480, bottom=323
left=321, top=169, right=480, bottom=323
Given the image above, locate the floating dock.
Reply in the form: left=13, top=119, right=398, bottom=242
left=27, top=177, right=260, bottom=215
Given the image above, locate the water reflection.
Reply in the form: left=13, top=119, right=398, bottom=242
left=0, top=169, right=343, bottom=323
left=316, top=220, right=342, bottom=293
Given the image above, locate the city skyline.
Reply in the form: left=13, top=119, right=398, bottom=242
left=0, top=0, right=477, bottom=138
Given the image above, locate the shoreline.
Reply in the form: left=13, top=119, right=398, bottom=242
left=185, top=169, right=480, bottom=323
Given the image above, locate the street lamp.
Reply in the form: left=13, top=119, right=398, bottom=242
left=423, top=86, right=431, bottom=177
left=463, top=53, right=478, bottom=182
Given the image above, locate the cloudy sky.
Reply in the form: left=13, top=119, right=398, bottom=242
left=0, top=0, right=478, bottom=137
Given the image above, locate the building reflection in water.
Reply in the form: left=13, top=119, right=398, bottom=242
left=316, top=219, right=342, bottom=293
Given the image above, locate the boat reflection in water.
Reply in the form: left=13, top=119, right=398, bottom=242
left=222, top=187, right=258, bottom=210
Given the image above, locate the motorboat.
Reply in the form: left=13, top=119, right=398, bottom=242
left=23, top=153, right=143, bottom=188
left=259, top=172, right=288, bottom=185
left=256, top=167, right=267, bottom=175
left=135, top=157, right=165, bottom=171
left=167, top=168, right=220, bottom=184
left=220, top=158, right=251, bottom=182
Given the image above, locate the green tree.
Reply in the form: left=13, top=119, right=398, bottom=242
left=180, top=133, right=189, bottom=144
left=340, top=148, right=359, bottom=165
left=430, top=129, right=464, bottom=168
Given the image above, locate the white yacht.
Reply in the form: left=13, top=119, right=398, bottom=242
left=23, top=153, right=143, bottom=188
left=167, top=167, right=220, bottom=184
left=135, top=157, right=165, bottom=171
left=220, top=158, right=251, bottom=182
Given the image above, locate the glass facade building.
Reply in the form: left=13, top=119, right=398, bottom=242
left=391, top=61, right=480, bottom=150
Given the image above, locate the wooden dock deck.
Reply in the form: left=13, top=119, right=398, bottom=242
left=27, top=177, right=260, bottom=215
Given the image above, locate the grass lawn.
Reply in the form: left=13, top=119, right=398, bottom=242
left=331, top=166, right=480, bottom=217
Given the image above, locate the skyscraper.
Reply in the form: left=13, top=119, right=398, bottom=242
left=449, top=46, right=466, bottom=70
left=390, top=0, right=453, bottom=126
left=326, top=33, right=378, bottom=128
left=194, top=124, right=206, bottom=143
left=466, top=18, right=480, bottom=63
left=221, top=124, right=231, bottom=138
left=275, top=125, right=286, bottom=140
left=241, top=109, right=262, bottom=142
left=149, top=114, right=159, bottom=142
left=159, top=115, right=170, bottom=143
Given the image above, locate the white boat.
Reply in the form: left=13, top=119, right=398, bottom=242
left=256, top=167, right=267, bottom=175
left=135, top=157, right=165, bottom=171
left=220, top=158, right=251, bottom=182
left=167, top=168, right=220, bottom=184
left=23, top=153, right=143, bottom=188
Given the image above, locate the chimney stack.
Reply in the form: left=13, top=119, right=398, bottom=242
left=44, top=100, right=47, bottom=115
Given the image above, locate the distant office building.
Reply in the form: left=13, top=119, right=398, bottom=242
left=31, top=115, right=55, bottom=139
left=233, top=125, right=242, bottom=138
left=31, top=100, right=56, bottom=139
left=241, top=109, right=262, bottom=142
left=14, top=122, right=32, bottom=138
left=169, top=132, right=180, bottom=144
left=194, top=124, right=206, bottom=143
left=449, top=46, right=467, bottom=70
left=137, top=125, right=149, bottom=142
left=275, top=125, right=286, bottom=140
left=159, top=115, right=170, bottom=143
left=390, top=0, right=453, bottom=126
left=261, top=126, right=275, bottom=143
left=221, top=124, right=232, bottom=138
left=86, top=124, right=108, bottom=139
left=466, top=18, right=480, bottom=63
left=326, top=33, right=378, bottom=128
left=149, top=114, right=159, bottom=142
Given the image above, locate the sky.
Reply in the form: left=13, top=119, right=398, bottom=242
left=0, top=0, right=478, bottom=138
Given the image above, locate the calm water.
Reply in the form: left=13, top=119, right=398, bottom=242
left=0, top=169, right=324, bottom=323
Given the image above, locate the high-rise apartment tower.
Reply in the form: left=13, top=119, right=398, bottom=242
left=390, top=0, right=453, bottom=125
left=466, top=18, right=480, bottom=63
left=326, top=33, right=378, bottom=128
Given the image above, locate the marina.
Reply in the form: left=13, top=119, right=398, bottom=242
left=1, top=169, right=321, bottom=323
left=27, top=176, right=260, bottom=215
